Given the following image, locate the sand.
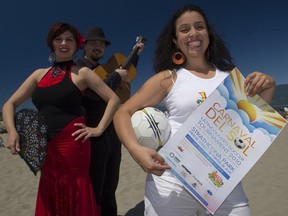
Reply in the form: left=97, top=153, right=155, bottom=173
left=0, top=124, right=287, bottom=215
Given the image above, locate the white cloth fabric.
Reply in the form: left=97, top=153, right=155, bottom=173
left=144, top=68, right=251, bottom=216
left=164, top=68, right=228, bottom=135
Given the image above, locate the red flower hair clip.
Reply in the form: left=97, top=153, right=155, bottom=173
left=77, top=33, right=86, bottom=49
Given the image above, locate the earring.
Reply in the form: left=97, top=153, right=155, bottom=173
left=172, top=51, right=185, bottom=65
left=48, top=51, right=55, bottom=63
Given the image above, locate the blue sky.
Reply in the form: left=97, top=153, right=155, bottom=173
left=1, top=0, right=288, bottom=109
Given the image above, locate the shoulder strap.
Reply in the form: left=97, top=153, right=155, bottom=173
left=168, top=69, right=175, bottom=84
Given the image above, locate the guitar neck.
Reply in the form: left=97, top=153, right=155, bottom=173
left=121, top=46, right=140, bottom=69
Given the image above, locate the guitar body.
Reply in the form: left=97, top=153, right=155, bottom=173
left=93, top=36, right=146, bottom=103
left=93, top=52, right=137, bottom=103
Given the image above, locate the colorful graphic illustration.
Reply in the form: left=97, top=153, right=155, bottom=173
left=160, top=68, right=287, bottom=214
left=228, top=68, right=286, bottom=131
left=208, top=171, right=224, bottom=188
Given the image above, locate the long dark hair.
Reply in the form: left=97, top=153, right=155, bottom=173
left=153, top=4, right=235, bottom=72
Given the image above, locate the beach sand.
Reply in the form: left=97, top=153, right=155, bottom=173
left=0, top=123, right=287, bottom=216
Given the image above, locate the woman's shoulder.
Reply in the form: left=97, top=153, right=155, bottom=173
left=215, top=68, right=230, bottom=78
left=34, top=67, right=50, bottom=72
left=154, top=69, right=176, bottom=82
left=153, top=69, right=177, bottom=93
left=74, top=65, right=92, bottom=75
left=31, top=67, right=50, bottom=78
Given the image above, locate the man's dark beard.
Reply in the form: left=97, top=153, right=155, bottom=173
left=91, top=55, right=101, bottom=62
left=90, top=52, right=104, bottom=63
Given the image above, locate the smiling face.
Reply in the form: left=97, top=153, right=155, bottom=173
left=52, top=31, right=77, bottom=62
left=174, top=11, right=209, bottom=61
left=84, top=40, right=106, bottom=64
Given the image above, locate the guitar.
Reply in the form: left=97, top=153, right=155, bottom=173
left=93, top=36, right=146, bottom=103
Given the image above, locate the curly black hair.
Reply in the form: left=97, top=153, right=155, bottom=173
left=153, top=4, right=235, bottom=72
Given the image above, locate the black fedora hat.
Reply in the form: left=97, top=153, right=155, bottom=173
left=85, top=27, right=111, bottom=45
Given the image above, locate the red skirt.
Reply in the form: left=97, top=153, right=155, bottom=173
left=35, top=117, right=100, bottom=216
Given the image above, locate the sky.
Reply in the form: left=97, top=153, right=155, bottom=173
left=1, top=0, right=288, bottom=109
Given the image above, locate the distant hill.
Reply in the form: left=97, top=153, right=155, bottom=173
left=271, top=84, right=288, bottom=111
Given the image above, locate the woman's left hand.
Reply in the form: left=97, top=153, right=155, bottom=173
left=72, top=123, right=104, bottom=142
left=244, top=71, right=275, bottom=97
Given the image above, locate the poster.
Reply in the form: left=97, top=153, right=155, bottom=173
left=159, top=68, right=287, bottom=214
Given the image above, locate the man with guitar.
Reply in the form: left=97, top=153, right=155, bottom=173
left=77, top=27, right=145, bottom=216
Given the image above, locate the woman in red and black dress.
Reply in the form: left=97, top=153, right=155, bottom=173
left=2, top=22, right=120, bottom=216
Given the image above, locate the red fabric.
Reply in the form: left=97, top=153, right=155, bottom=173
left=35, top=117, right=100, bottom=216
left=37, top=68, right=69, bottom=87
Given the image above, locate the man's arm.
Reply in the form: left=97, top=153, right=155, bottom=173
left=104, top=71, right=122, bottom=91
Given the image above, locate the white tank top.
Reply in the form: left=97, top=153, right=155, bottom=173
left=163, top=67, right=229, bottom=135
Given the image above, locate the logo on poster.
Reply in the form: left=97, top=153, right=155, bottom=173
left=208, top=171, right=224, bottom=188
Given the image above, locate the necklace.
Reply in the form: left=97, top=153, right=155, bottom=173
left=50, top=60, right=74, bottom=78
left=51, top=67, right=65, bottom=78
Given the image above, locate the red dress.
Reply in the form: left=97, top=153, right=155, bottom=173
left=32, top=62, right=100, bottom=216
